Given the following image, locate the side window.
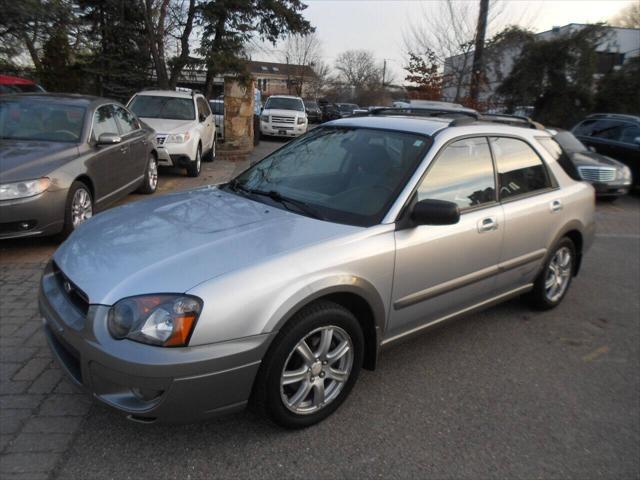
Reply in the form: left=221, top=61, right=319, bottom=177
left=491, top=137, right=551, bottom=200
left=417, top=137, right=496, bottom=209
left=196, top=97, right=210, bottom=119
left=92, top=105, right=119, bottom=141
left=113, top=106, right=138, bottom=134
left=536, top=136, right=580, bottom=181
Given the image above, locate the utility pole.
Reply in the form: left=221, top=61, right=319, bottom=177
left=470, top=0, right=489, bottom=104
left=382, top=59, right=387, bottom=88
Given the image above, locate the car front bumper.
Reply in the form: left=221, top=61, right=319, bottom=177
left=39, top=261, right=274, bottom=424
left=590, top=181, right=631, bottom=197
left=155, top=138, right=198, bottom=167
left=0, top=188, right=67, bottom=239
left=260, top=122, right=307, bottom=137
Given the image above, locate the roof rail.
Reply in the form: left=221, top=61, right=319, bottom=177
left=586, top=113, right=640, bottom=122
left=479, top=113, right=545, bottom=130
left=366, top=107, right=479, bottom=120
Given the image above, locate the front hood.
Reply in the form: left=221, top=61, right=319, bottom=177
left=138, top=118, right=194, bottom=134
left=0, top=140, right=78, bottom=183
left=54, top=187, right=358, bottom=304
left=568, top=150, right=624, bottom=168
left=264, top=109, right=304, bottom=118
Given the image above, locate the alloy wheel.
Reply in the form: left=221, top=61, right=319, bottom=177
left=280, top=325, right=354, bottom=415
left=148, top=156, right=158, bottom=190
left=544, top=246, right=572, bottom=302
left=71, top=188, right=92, bottom=228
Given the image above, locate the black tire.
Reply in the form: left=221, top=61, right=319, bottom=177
left=137, top=153, right=158, bottom=194
left=186, top=145, right=202, bottom=177
left=59, top=180, right=93, bottom=239
left=252, top=300, right=364, bottom=429
left=203, top=136, right=215, bottom=162
left=525, top=237, right=576, bottom=310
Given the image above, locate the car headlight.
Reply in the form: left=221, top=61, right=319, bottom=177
left=165, top=132, right=191, bottom=143
left=261, top=114, right=269, bottom=123
left=617, top=165, right=632, bottom=184
left=297, top=116, right=306, bottom=125
left=108, top=294, right=202, bottom=347
left=0, top=177, right=51, bottom=201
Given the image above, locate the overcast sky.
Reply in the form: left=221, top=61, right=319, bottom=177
left=254, top=0, right=636, bottom=83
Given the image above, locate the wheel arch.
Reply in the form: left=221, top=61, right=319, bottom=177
left=267, top=281, right=386, bottom=371
left=74, top=174, right=95, bottom=200
left=548, top=220, right=587, bottom=276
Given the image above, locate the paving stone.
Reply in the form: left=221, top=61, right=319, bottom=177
left=53, top=379, right=78, bottom=394
left=0, top=452, right=59, bottom=474
left=0, top=410, right=32, bottom=435
left=12, top=358, right=50, bottom=382
left=7, top=432, right=73, bottom=453
left=0, top=434, right=12, bottom=452
left=22, top=416, right=83, bottom=434
left=0, top=381, right=29, bottom=395
left=38, top=395, right=91, bottom=416
left=1, top=473, right=49, bottom=480
left=0, top=395, right=44, bottom=410
left=0, top=347, right=38, bottom=363
left=0, top=362, right=22, bottom=380
left=28, top=369, right=61, bottom=394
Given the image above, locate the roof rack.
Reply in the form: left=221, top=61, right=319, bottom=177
left=365, top=107, right=480, bottom=120
left=479, top=113, right=545, bottom=130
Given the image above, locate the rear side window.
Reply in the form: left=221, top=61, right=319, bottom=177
left=209, top=101, right=223, bottom=115
left=418, top=137, right=496, bottom=209
left=92, top=105, right=119, bottom=140
left=536, top=136, right=581, bottom=181
left=490, top=137, right=551, bottom=200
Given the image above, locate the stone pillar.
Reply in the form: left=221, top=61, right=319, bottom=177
left=220, top=77, right=254, bottom=157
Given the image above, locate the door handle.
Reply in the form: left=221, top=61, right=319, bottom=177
left=119, top=146, right=128, bottom=154
left=477, top=217, right=498, bottom=233
left=550, top=200, right=563, bottom=212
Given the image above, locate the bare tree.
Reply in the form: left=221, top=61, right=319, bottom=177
left=404, top=0, right=527, bottom=102
left=307, top=60, right=331, bottom=98
left=140, top=0, right=196, bottom=89
left=280, top=32, right=322, bottom=96
left=334, top=49, right=381, bottom=90
left=609, top=3, right=640, bottom=28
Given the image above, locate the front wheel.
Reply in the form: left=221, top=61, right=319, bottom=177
left=186, top=145, right=202, bottom=177
left=526, top=237, right=575, bottom=310
left=253, top=301, right=364, bottom=429
left=137, top=153, right=158, bottom=194
left=60, top=181, right=93, bottom=238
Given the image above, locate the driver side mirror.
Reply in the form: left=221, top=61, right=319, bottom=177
left=199, top=112, right=207, bottom=123
left=97, top=133, right=121, bottom=145
left=411, top=199, right=460, bottom=226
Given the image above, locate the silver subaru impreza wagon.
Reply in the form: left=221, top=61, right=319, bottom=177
left=40, top=109, right=595, bottom=428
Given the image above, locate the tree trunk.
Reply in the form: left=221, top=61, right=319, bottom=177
left=204, top=11, right=227, bottom=98
left=143, top=0, right=169, bottom=88
left=470, top=0, right=489, bottom=103
left=169, top=0, right=196, bottom=89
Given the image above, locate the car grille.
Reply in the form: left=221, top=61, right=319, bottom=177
left=52, top=262, right=90, bottom=316
left=156, top=134, right=167, bottom=145
left=578, top=166, right=616, bottom=183
left=271, top=116, right=295, bottom=124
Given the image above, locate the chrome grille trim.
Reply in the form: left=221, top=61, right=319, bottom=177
left=156, top=134, right=167, bottom=145
left=271, top=116, right=295, bottom=124
left=578, top=166, right=616, bottom=182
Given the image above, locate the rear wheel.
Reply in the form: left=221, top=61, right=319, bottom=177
left=186, top=145, right=202, bottom=177
left=526, top=237, right=575, bottom=310
left=253, top=301, right=363, bottom=429
left=137, top=153, right=158, bottom=194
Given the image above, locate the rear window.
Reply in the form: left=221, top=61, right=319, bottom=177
left=129, top=95, right=195, bottom=120
left=536, top=136, right=581, bottom=181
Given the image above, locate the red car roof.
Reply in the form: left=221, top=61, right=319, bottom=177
left=0, top=75, right=36, bottom=85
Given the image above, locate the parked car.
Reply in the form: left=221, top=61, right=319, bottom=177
left=260, top=95, right=308, bottom=138
left=335, top=103, right=360, bottom=117
left=41, top=110, right=595, bottom=428
left=572, top=113, right=640, bottom=187
left=127, top=90, right=216, bottom=177
left=208, top=98, right=224, bottom=141
left=303, top=99, right=322, bottom=123
left=544, top=129, right=632, bottom=198
left=319, top=102, right=341, bottom=123
left=0, top=93, right=158, bottom=239
left=0, top=75, right=45, bottom=94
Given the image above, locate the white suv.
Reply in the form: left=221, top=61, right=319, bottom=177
left=128, top=90, right=216, bottom=177
left=260, top=95, right=308, bottom=138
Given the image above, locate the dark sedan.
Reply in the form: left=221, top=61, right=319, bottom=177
left=303, top=99, right=322, bottom=123
left=0, top=94, right=158, bottom=239
left=552, top=130, right=633, bottom=198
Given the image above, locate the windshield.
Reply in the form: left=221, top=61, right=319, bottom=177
left=264, top=97, right=304, bottom=112
left=553, top=131, right=588, bottom=153
left=304, top=100, right=318, bottom=109
left=338, top=104, right=358, bottom=112
left=129, top=95, right=195, bottom=120
left=0, top=99, right=85, bottom=142
left=228, top=126, right=431, bottom=226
